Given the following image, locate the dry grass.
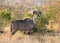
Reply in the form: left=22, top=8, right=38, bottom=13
left=0, top=26, right=60, bottom=43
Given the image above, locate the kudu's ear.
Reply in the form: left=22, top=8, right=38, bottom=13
left=33, top=11, right=37, bottom=15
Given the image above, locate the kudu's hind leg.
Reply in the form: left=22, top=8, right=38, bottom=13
left=10, top=24, right=18, bottom=40
left=10, top=23, right=18, bottom=36
left=11, top=28, right=18, bottom=36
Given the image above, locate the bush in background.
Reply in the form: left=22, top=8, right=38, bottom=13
left=0, top=10, right=15, bottom=30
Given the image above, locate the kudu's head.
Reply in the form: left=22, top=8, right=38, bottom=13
left=33, top=10, right=41, bottom=24
left=33, top=10, right=41, bottom=17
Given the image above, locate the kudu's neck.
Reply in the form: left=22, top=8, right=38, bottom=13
left=33, top=15, right=38, bottom=24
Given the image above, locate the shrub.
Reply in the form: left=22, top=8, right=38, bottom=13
left=46, top=7, right=56, bottom=21
left=0, top=10, right=14, bottom=30
left=36, top=14, right=49, bottom=33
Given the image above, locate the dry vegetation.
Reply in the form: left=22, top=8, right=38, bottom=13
left=0, top=0, right=60, bottom=43
left=0, top=26, right=60, bottom=43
